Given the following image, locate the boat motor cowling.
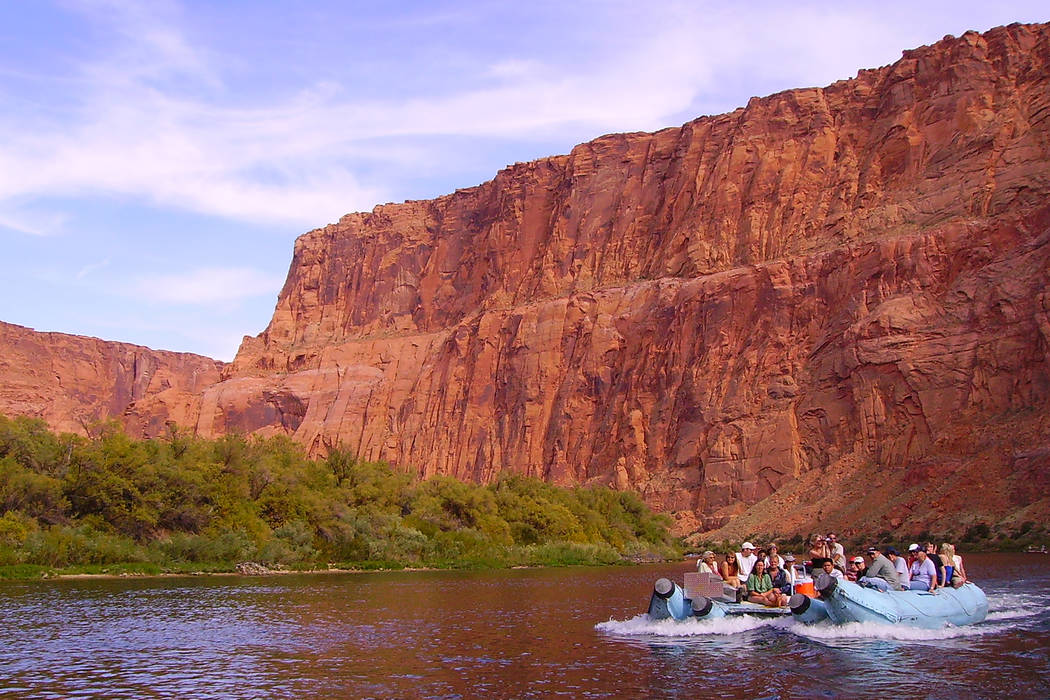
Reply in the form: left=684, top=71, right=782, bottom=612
left=648, top=578, right=690, bottom=620
left=814, top=572, right=837, bottom=597
left=690, top=596, right=714, bottom=618
left=789, top=592, right=829, bottom=624
left=653, top=578, right=675, bottom=598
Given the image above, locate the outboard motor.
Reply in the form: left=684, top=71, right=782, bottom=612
left=648, top=578, right=690, bottom=620
left=690, top=596, right=714, bottom=618
left=814, top=573, right=838, bottom=598
left=789, top=592, right=829, bottom=624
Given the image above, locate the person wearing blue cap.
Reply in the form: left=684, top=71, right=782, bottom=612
left=887, top=546, right=910, bottom=586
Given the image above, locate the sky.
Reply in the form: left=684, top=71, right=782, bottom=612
left=1, top=1, right=1046, bottom=361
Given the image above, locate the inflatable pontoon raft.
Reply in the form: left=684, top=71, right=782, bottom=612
left=789, top=574, right=988, bottom=629
left=647, top=571, right=988, bottom=629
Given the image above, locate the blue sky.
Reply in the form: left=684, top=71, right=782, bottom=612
left=2, top=1, right=1046, bottom=361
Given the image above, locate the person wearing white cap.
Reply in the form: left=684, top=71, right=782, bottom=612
left=782, top=553, right=798, bottom=589
left=907, top=543, right=921, bottom=571
left=736, top=542, right=758, bottom=580
left=847, top=556, right=866, bottom=581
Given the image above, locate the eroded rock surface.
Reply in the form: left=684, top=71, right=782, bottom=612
left=7, top=24, right=1050, bottom=536
left=0, top=321, right=222, bottom=434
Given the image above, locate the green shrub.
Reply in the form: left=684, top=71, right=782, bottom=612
left=0, top=416, right=680, bottom=573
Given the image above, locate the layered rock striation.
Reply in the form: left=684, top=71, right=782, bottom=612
left=0, top=321, right=223, bottom=435
left=7, top=23, right=1050, bottom=535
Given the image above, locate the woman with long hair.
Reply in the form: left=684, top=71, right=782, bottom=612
left=807, top=533, right=831, bottom=569
left=720, top=551, right=741, bottom=588
left=941, top=542, right=967, bottom=587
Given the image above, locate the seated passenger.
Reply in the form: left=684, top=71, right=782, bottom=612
left=925, top=543, right=944, bottom=587
left=817, top=560, right=844, bottom=600
left=765, top=543, right=784, bottom=569
left=767, top=562, right=792, bottom=597
left=909, top=549, right=938, bottom=591
left=846, top=556, right=865, bottom=582
left=699, top=549, right=738, bottom=599
left=697, top=550, right=719, bottom=575
left=907, top=543, right=921, bottom=570
left=886, top=546, right=910, bottom=587
left=720, top=551, right=741, bottom=589
left=820, top=559, right=844, bottom=580
left=941, top=543, right=967, bottom=587
left=783, top=553, right=798, bottom=589
left=858, top=545, right=902, bottom=591
left=746, top=560, right=788, bottom=607
left=736, top=542, right=758, bottom=580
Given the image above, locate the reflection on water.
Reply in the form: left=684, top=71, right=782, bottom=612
left=0, top=554, right=1048, bottom=698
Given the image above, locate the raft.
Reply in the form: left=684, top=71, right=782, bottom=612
left=647, top=575, right=790, bottom=622
left=789, top=574, right=989, bottom=629
left=645, top=571, right=989, bottom=629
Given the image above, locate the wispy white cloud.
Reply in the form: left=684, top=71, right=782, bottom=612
left=76, top=258, right=110, bottom=280
left=2, top=0, right=1046, bottom=360
left=3, top=0, right=1041, bottom=236
left=0, top=205, right=70, bottom=237
left=135, top=266, right=284, bottom=304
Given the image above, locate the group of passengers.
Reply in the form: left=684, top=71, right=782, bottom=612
left=696, top=537, right=969, bottom=607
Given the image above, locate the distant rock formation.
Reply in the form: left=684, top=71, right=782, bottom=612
left=0, top=320, right=222, bottom=434
left=4, top=23, right=1050, bottom=537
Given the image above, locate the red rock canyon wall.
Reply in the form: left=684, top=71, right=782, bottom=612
left=5, top=24, right=1050, bottom=535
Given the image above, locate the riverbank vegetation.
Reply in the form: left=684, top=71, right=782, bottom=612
left=0, top=415, right=680, bottom=579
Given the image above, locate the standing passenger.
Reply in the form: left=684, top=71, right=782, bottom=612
left=827, top=533, right=846, bottom=570
left=808, top=534, right=831, bottom=568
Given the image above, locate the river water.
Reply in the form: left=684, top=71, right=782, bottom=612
left=0, top=553, right=1047, bottom=698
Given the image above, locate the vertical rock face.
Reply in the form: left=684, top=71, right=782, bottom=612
left=0, top=321, right=223, bottom=434
left=184, top=23, right=1050, bottom=534
left=7, top=23, right=1050, bottom=535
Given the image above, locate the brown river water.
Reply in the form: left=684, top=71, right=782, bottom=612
left=0, top=553, right=1047, bottom=698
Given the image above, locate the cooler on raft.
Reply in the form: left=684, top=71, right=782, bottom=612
left=793, top=577, right=816, bottom=597
left=792, top=564, right=816, bottom=597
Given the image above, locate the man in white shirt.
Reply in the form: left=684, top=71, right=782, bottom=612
left=821, top=559, right=845, bottom=580
left=736, top=542, right=758, bottom=579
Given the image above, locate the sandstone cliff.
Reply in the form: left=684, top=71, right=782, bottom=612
left=0, top=321, right=223, bottom=434
left=8, top=23, right=1050, bottom=538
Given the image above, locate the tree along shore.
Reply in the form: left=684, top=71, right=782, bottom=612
left=0, top=415, right=680, bottom=579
